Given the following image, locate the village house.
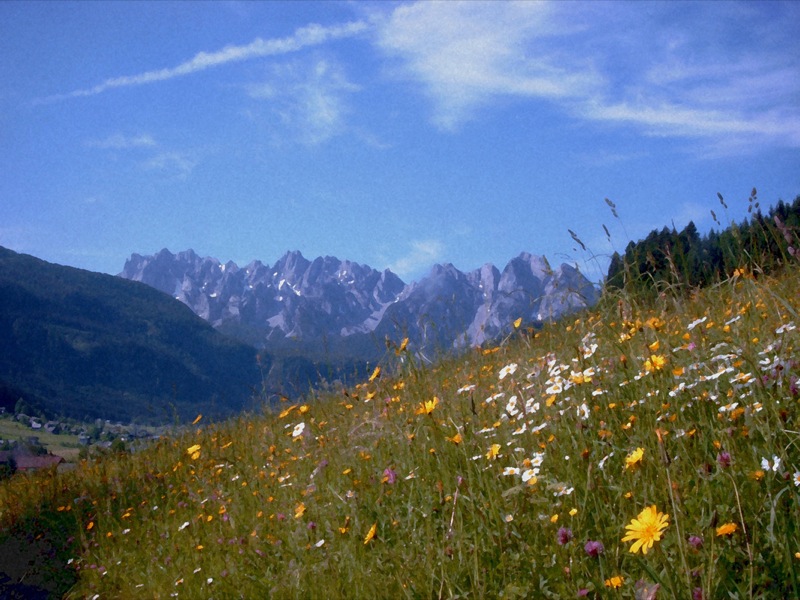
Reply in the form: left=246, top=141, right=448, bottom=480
left=0, top=450, right=65, bottom=473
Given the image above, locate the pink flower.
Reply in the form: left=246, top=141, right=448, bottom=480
left=382, top=467, right=397, bottom=484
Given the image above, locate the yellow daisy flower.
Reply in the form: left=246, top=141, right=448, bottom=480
left=622, top=505, right=669, bottom=554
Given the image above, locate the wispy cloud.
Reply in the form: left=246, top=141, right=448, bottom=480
left=44, top=21, right=367, bottom=101
left=143, top=151, right=197, bottom=180
left=86, top=133, right=157, bottom=150
left=375, top=1, right=599, bottom=130
left=388, top=239, right=444, bottom=278
left=248, top=57, right=359, bottom=145
left=85, top=132, right=196, bottom=179
left=375, top=1, right=800, bottom=152
left=582, top=101, right=797, bottom=146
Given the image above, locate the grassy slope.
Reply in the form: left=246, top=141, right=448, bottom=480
left=1, top=267, right=799, bottom=599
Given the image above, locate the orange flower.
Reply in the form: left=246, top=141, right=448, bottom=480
left=415, top=397, right=439, bottom=415
left=645, top=354, right=667, bottom=372
left=624, top=447, right=644, bottom=470
left=364, top=522, right=377, bottom=545
left=716, top=522, right=738, bottom=537
left=368, top=366, right=381, bottom=382
left=446, top=432, right=463, bottom=445
left=486, top=444, right=501, bottom=460
left=279, top=405, right=297, bottom=419
left=396, top=337, right=409, bottom=354
left=339, top=516, right=351, bottom=534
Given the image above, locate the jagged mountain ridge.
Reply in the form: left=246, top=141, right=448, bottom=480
left=119, top=249, right=599, bottom=358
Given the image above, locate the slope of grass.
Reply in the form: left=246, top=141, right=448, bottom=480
left=1, top=267, right=799, bottom=598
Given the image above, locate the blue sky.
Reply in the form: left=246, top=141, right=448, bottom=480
left=1, top=1, right=798, bottom=283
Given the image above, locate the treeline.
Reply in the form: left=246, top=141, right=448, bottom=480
left=606, top=190, right=800, bottom=293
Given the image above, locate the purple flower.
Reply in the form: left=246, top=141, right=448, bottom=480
left=577, top=589, right=589, bottom=597
left=717, top=451, right=731, bottom=468
left=557, top=527, right=573, bottom=545
left=688, top=535, right=703, bottom=550
left=692, top=587, right=703, bottom=600
left=584, top=539, right=604, bottom=557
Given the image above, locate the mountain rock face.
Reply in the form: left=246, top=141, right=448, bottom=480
left=120, top=249, right=599, bottom=358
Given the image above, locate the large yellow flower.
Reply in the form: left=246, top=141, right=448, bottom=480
left=622, top=505, right=669, bottom=554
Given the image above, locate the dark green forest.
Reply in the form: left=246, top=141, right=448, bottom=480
left=607, top=190, right=800, bottom=293
left=0, top=247, right=262, bottom=423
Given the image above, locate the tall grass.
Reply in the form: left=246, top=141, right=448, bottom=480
left=1, top=266, right=799, bottom=598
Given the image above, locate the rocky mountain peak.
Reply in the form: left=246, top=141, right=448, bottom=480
left=119, top=249, right=598, bottom=358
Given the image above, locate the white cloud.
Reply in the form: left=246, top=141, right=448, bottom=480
left=387, top=239, right=444, bottom=278
left=375, top=1, right=599, bottom=130
left=583, top=100, right=790, bottom=139
left=374, top=1, right=800, bottom=151
left=248, top=57, right=359, bottom=145
left=86, top=133, right=157, bottom=149
left=47, top=21, right=367, bottom=101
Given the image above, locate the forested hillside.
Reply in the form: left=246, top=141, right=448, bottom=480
left=607, top=191, right=800, bottom=292
left=0, top=247, right=261, bottom=423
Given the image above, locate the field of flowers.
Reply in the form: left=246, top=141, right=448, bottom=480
left=1, top=266, right=798, bottom=598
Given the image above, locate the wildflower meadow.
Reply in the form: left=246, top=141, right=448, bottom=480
left=1, top=262, right=799, bottom=598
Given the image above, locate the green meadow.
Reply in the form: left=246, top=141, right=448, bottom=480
left=2, top=264, right=799, bottom=598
